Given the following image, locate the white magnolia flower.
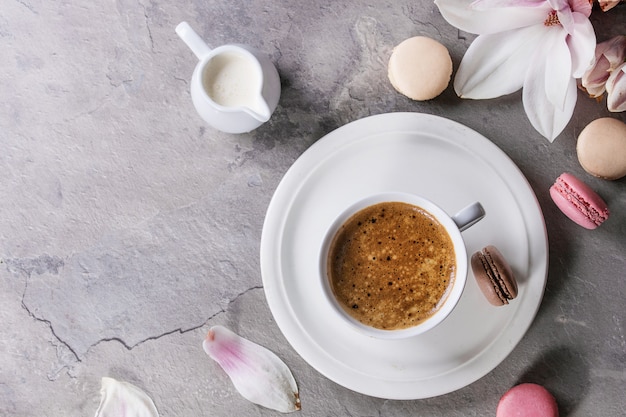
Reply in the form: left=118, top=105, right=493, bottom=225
left=435, top=0, right=597, bottom=141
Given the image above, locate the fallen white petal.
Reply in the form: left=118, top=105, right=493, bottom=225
left=94, top=377, right=159, bottom=417
left=203, top=325, right=301, bottom=413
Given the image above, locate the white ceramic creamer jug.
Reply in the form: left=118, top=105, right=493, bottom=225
left=176, top=22, right=281, bottom=134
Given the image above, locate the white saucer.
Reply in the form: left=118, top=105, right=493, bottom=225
left=260, top=112, right=548, bottom=399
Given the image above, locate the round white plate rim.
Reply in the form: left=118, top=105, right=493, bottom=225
left=260, top=112, right=548, bottom=399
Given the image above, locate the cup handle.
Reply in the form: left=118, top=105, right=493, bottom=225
left=452, top=202, right=485, bottom=232
left=176, top=21, right=212, bottom=60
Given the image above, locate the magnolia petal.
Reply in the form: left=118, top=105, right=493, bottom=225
left=435, top=0, right=550, bottom=35
left=472, top=0, right=547, bottom=7
left=606, top=64, right=626, bottom=112
left=94, top=377, right=159, bottom=417
left=454, top=26, right=544, bottom=99
left=523, top=43, right=578, bottom=141
left=555, top=6, right=575, bottom=35
left=546, top=0, right=568, bottom=9
left=544, top=28, right=572, bottom=111
left=203, top=326, right=301, bottom=413
left=566, top=13, right=597, bottom=78
left=550, top=0, right=591, bottom=33
left=568, top=0, right=593, bottom=16
left=524, top=77, right=578, bottom=141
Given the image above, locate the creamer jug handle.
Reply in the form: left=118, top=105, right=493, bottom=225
left=176, top=22, right=212, bottom=60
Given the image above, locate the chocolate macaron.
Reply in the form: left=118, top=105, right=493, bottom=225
left=471, top=246, right=518, bottom=306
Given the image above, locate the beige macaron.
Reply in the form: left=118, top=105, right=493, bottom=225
left=577, top=117, right=626, bottom=180
left=388, top=36, right=452, bottom=101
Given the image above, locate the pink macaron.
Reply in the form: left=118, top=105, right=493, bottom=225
left=496, top=383, right=559, bottom=417
left=549, top=173, right=609, bottom=229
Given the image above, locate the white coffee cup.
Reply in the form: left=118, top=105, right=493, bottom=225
left=319, top=192, right=485, bottom=339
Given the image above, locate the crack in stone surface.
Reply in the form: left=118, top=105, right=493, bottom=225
left=15, top=0, right=37, bottom=14
left=5, top=254, right=65, bottom=276
left=140, top=3, right=155, bottom=52
left=22, top=300, right=82, bottom=363
left=86, top=285, right=265, bottom=354
left=6, top=255, right=81, bottom=363
left=6, top=253, right=264, bottom=366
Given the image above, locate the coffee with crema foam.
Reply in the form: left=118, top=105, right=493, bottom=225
left=327, top=202, right=456, bottom=330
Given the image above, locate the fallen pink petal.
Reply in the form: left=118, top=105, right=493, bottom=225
left=202, top=325, right=301, bottom=413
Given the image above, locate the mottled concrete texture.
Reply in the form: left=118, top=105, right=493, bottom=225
left=1, top=1, right=625, bottom=416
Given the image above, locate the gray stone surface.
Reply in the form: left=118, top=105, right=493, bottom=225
left=1, top=1, right=625, bottom=416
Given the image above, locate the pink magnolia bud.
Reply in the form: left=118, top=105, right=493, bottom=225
left=598, top=0, right=620, bottom=12
left=581, top=35, right=626, bottom=98
left=606, top=63, right=626, bottom=112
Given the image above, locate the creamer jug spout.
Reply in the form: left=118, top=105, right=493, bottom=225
left=246, top=97, right=272, bottom=123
